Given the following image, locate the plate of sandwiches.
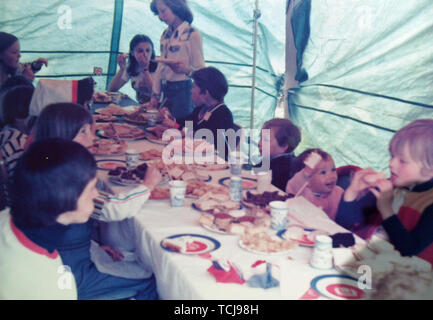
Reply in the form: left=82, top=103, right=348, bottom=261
left=277, top=225, right=328, bottom=248
left=95, top=104, right=132, bottom=116
left=198, top=210, right=255, bottom=235
left=140, top=149, right=163, bottom=161
left=123, top=112, right=148, bottom=126
left=160, top=234, right=221, bottom=255
left=192, top=162, right=230, bottom=171
left=89, top=139, right=127, bottom=156
left=238, top=229, right=298, bottom=255
left=96, top=123, right=147, bottom=140
left=145, top=128, right=172, bottom=145
left=219, top=176, right=258, bottom=190
left=93, top=113, right=117, bottom=122
left=185, top=181, right=228, bottom=199
left=192, top=191, right=241, bottom=214
left=149, top=187, right=170, bottom=200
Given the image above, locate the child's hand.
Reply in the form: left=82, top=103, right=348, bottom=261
left=369, top=179, right=395, bottom=219
left=303, top=152, right=322, bottom=178
left=142, top=165, right=163, bottom=190
left=100, top=245, right=124, bottom=262
left=344, top=168, right=383, bottom=201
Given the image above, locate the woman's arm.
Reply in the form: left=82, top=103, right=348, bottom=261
left=108, top=69, right=128, bottom=92
left=108, top=54, right=128, bottom=92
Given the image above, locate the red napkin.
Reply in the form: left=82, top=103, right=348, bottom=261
left=300, top=287, right=321, bottom=300
left=207, top=261, right=245, bottom=284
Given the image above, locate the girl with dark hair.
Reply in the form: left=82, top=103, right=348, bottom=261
left=109, top=35, right=157, bottom=104
left=0, top=139, right=158, bottom=299
left=34, top=102, right=94, bottom=147
left=0, top=85, right=34, bottom=176
left=0, top=32, right=47, bottom=86
left=149, top=0, right=205, bottom=121
left=32, top=102, right=162, bottom=282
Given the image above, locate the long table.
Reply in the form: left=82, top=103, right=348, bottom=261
left=92, top=98, right=363, bottom=300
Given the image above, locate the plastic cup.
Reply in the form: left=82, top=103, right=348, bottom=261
left=146, top=109, right=159, bottom=127
left=269, top=200, right=289, bottom=231
left=169, top=180, right=187, bottom=207
left=229, top=151, right=245, bottom=175
left=125, top=149, right=139, bottom=169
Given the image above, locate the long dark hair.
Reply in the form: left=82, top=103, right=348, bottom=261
left=127, top=35, right=157, bottom=77
left=150, top=0, right=193, bottom=24
left=34, top=103, right=93, bottom=142
left=2, top=85, right=34, bottom=125
left=0, top=32, right=19, bottom=76
left=10, top=139, right=97, bottom=228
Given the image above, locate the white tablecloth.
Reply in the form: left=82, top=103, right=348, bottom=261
left=95, top=138, right=361, bottom=300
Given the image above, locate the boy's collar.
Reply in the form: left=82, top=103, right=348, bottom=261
left=270, top=152, right=293, bottom=161
left=412, top=177, right=433, bottom=192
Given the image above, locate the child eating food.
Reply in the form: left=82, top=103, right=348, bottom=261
left=285, top=148, right=344, bottom=220
left=336, top=119, right=433, bottom=265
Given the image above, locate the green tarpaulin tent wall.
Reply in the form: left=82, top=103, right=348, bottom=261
left=286, top=0, right=433, bottom=173
left=2, top=0, right=432, bottom=168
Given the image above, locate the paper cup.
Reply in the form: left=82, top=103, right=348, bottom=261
left=310, top=235, right=334, bottom=269
left=146, top=109, right=159, bottom=127
left=169, top=180, right=187, bottom=207
left=125, top=149, right=139, bottom=169
left=256, top=170, right=272, bottom=193
left=110, top=92, right=121, bottom=104
left=269, top=200, right=289, bottom=231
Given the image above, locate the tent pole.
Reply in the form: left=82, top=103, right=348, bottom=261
left=106, top=0, right=124, bottom=90
left=249, top=0, right=261, bottom=164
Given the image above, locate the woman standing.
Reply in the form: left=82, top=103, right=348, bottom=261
left=149, top=0, right=205, bottom=121
left=109, top=35, right=157, bottom=104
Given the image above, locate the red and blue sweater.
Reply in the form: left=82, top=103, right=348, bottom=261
left=336, top=178, right=433, bottom=264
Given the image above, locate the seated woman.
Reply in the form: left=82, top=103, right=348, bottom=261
left=0, top=139, right=158, bottom=299
left=0, top=32, right=47, bottom=86
left=108, top=35, right=157, bottom=104
left=0, top=85, right=34, bottom=177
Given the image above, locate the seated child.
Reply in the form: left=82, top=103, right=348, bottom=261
left=285, top=148, right=344, bottom=219
left=335, top=119, right=433, bottom=264
left=256, top=118, right=301, bottom=191
left=0, top=139, right=157, bottom=299
left=0, top=85, right=34, bottom=177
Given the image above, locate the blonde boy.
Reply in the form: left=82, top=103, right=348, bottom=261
left=336, top=119, right=433, bottom=264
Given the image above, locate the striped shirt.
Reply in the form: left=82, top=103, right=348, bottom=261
left=0, top=126, right=27, bottom=177
left=91, top=184, right=151, bottom=222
